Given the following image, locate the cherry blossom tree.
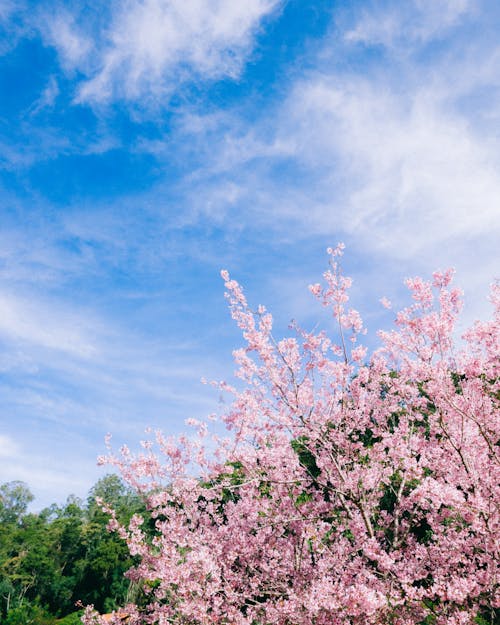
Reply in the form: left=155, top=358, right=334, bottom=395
left=85, top=246, right=499, bottom=625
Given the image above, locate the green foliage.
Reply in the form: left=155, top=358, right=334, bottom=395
left=0, top=475, right=144, bottom=622
left=0, top=481, right=34, bottom=524
left=3, top=603, right=55, bottom=625
left=291, top=436, right=321, bottom=479
left=56, top=610, right=84, bottom=625
left=474, top=606, right=499, bottom=625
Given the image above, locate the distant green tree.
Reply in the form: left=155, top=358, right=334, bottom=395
left=3, top=603, right=54, bottom=625
left=75, top=475, right=144, bottom=613
left=0, top=476, right=143, bottom=621
left=56, top=610, right=84, bottom=625
left=86, top=474, right=142, bottom=520
left=0, top=481, right=34, bottom=524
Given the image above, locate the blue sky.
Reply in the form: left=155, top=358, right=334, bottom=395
left=0, top=0, right=499, bottom=509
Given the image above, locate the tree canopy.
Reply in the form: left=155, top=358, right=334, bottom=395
left=85, top=248, right=499, bottom=625
left=0, top=475, right=143, bottom=624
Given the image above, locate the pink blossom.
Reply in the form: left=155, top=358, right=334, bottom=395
left=88, top=250, right=499, bottom=625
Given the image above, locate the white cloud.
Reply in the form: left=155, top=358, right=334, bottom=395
left=155, top=69, right=500, bottom=267
left=28, top=76, right=60, bottom=115
left=282, top=77, right=500, bottom=254
left=0, top=433, right=20, bottom=459
left=138, top=1, right=499, bottom=328
left=0, top=0, right=31, bottom=55
left=40, top=0, right=282, bottom=104
left=345, top=0, right=476, bottom=48
left=40, top=10, right=92, bottom=68
left=0, top=291, right=99, bottom=358
left=163, top=1, right=500, bottom=264
left=0, top=0, right=16, bottom=23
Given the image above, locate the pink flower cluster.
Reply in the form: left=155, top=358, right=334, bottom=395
left=87, top=248, right=499, bottom=625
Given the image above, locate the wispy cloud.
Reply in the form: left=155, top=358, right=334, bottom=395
left=153, top=2, right=500, bottom=259
left=0, top=0, right=17, bottom=23
left=0, top=0, right=30, bottom=55
left=0, top=433, right=20, bottom=459
left=119, top=0, right=498, bottom=324
left=35, top=0, right=283, bottom=104
left=0, top=290, right=98, bottom=358
left=28, top=76, right=60, bottom=115
left=344, top=0, right=476, bottom=48
left=281, top=76, right=500, bottom=252
left=40, top=10, right=92, bottom=69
